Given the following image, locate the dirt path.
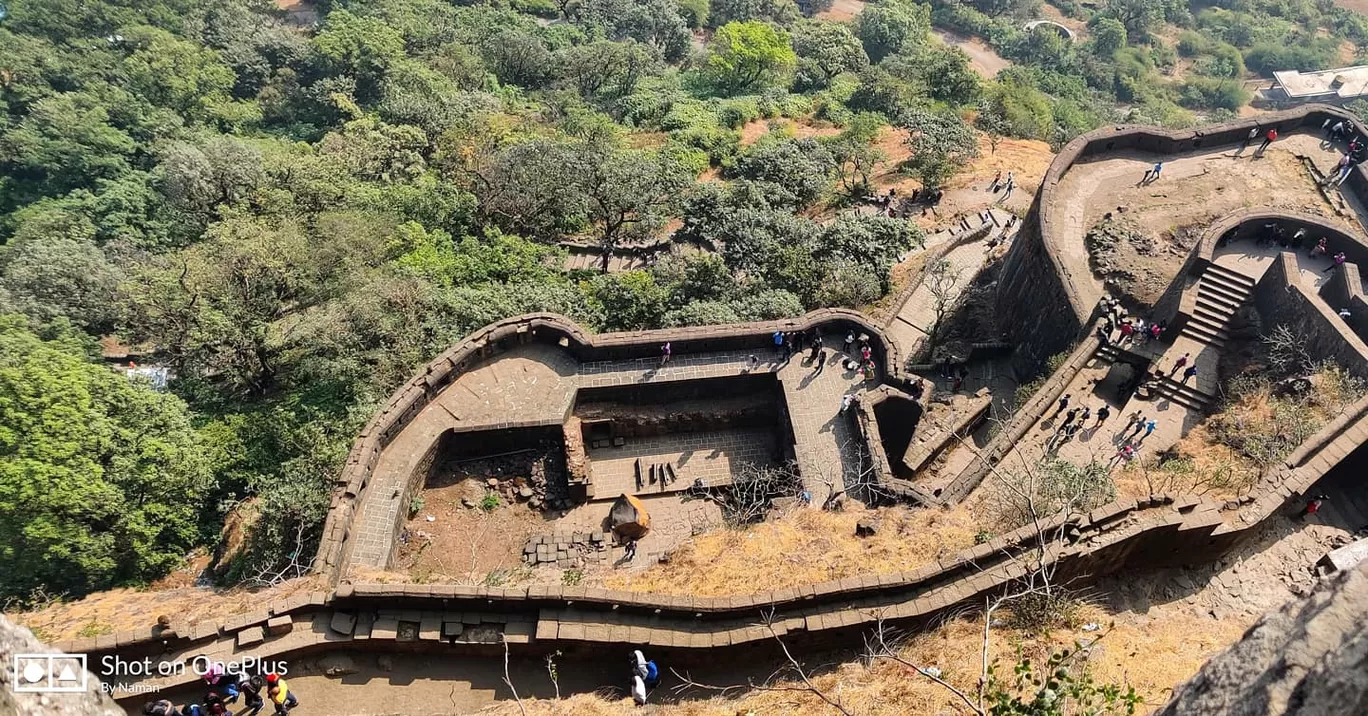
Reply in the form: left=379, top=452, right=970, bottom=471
left=932, top=29, right=1012, bottom=79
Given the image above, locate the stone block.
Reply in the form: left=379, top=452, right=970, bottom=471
left=371, top=617, right=399, bottom=640
left=236, top=626, right=265, bottom=648
left=420, top=615, right=442, bottom=641
left=266, top=615, right=293, bottom=636
left=353, top=612, right=375, bottom=640
left=443, top=621, right=465, bottom=638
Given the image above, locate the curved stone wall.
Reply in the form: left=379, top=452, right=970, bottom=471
left=997, top=103, right=1368, bottom=375
left=316, top=309, right=905, bottom=579
left=82, top=108, right=1368, bottom=700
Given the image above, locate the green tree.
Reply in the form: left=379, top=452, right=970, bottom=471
left=481, top=29, right=556, bottom=88
left=708, top=0, right=802, bottom=27
left=120, top=25, right=254, bottom=129
left=0, top=317, right=213, bottom=600
left=1089, top=16, right=1128, bottom=57
left=730, top=136, right=836, bottom=207
left=1103, top=0, right=1162, bottom=40
left=856, top=0, right=931, bottom=62
left=585, top=270, right=668, bottom=330
left=705, top=21, right=798, bottom=93
left=901, top=107, right=980, bottom=190
left=792, top=20, right=870, bottom=90
left=0, top=92, right=137, bottom=211
left=572, top=142, right=694, bottom=271
left=0, top=233, right=123, bottom=334
left=310, top=9, right=406, bottom=101
left=829, top=113, right=888, bottom=196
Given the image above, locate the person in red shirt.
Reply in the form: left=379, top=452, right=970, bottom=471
left=1257, top=128, right=1278, bottom=156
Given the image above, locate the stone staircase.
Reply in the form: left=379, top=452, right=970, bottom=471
left=1184, top=263, right=1257, bottom=349
left=1096, top=342, right=1212, bottom=411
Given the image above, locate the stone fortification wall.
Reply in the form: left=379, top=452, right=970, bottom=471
left=999, top=103, right=1368, bottom=379
left=124, top=107, right=1368, bottom=699
left=316, top=309, right=903, bottom=580
left=1255, top=253, right=1368, bottom=379
left=1154, top=209, right=1366, bottom=338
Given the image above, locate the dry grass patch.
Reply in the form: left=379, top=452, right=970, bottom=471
left=477, top=601, right=1246, bottom=715
left=10, top=574, right=327, bottom=643
left=603, top=505, right=978, bottom=596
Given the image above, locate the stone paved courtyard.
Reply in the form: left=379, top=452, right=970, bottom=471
left=586, top=428, right=779, bottom=497
left=348, top=341, right=872, bottom=571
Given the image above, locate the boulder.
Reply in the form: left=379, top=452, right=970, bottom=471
left=319, top=654, right=358, bottom=678
left=0, top=615, right=122, bottom=716
left=1157, top=565, right=1368, bottom=716
left=855, top=518, right=880, bottom=537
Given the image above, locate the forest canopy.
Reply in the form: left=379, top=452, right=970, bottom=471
left=0, top=0, right=1358, bottom=601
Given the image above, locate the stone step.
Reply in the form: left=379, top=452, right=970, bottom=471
left=1194, top=304, right=1235, bottom=327
left=1187, top=313, right=1232, bottom=339
left=1204, top=262, right=1257, bottom=288
left=1198, top=276, right=1252, bottom=305
left=1181, top=322, right=1228, bottom=348
left=1196, top=286, right=1245, bottom=313
left=1150, top=375, right=1215, bottom=411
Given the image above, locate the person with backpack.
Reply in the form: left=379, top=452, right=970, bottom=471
left=1256, top=128, right=1277, bottom=156
left=264, top=674, right=296, bottom=713
left=143, top=700, right=183, bottom=716
left=236, top=675, right=267, bottom=716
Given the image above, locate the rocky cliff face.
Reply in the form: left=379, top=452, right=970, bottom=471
left=1158, top=563, right=1368, bottom=716
left=0, top=615, right=123, bottom=716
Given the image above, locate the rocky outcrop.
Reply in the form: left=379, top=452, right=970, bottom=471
left=1158, top=564, right=1368, bottom=716
left=0, top=615, right=122, bottom=716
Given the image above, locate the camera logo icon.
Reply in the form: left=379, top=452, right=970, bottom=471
left=13, top=654, right=89, bottom=693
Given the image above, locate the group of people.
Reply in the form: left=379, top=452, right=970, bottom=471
left=629, top=650, right=661, bottom=706
left=1097, top=296, right=1165, bottom=348
left=142, top=666, right=296, bottom=716
left=990, top=170, right=1016, bottom=201
left=1235, top=125, right=1279, bottom=158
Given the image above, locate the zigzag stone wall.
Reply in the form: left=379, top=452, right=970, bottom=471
left=83, top=109, right=1368, bottom=704
left=316, top=309, right=905, bottom=580
left=997, top=103, right=1368, bottom=377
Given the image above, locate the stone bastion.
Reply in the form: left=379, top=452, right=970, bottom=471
left=78, top=108, right=1368, bottom=706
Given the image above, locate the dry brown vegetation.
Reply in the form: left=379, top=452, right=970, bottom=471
left=602, top=505, right=978, bottom=596
left=1114, top=361, right=1366, bottom=502
left=476, top=602, right=1246, bottom=715
left=9, top=573, right=328, bottom=643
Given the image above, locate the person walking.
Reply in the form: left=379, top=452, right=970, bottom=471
left=1051, top=393, right=1071, bottom=419
left=814, top=348, right=828, bottom=374
left=844, top=331, right=855, bottom=355
left=1182, top=365, right=1198, bottom=384
left=1095, top=405, right=1110, bottom=427
left=1311, top=237, right=1328, bottom=258
left=1142, top=418, right=1157, bottom=439
left=773, top=330, right=784, bottom=355
left=1150, top=322, right=1163, bottom=342
left=1149, top=161, right=1163, bottom=183
left=264, top=674, right=296, bottom=714
left=1238, top=125, right=1258, bottom=152
left=747, top=354, right=760, bottom=370
left=659, top=342, right=671, bottom=367
left=1078, top=406, right=1092, bottom=425
left=809, top=333, right=823, bottom=361
left=1170, top=352, right=1190, bottom=376
left=624, top=538, right=638, bottom=561
left=1111, top=442, right=1136, bottom=468
left=1323, top=251, right=1347, bottom=273
left=1300, top=493, right=1330, bottom=520
left=1060, top=407, right=1080, bottom=430
left=1256, top=128, right=1278, bottom=156
left=1125, top=411, right=1144, bottom=435
left=1339, top=307, right=1353, bottom=320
